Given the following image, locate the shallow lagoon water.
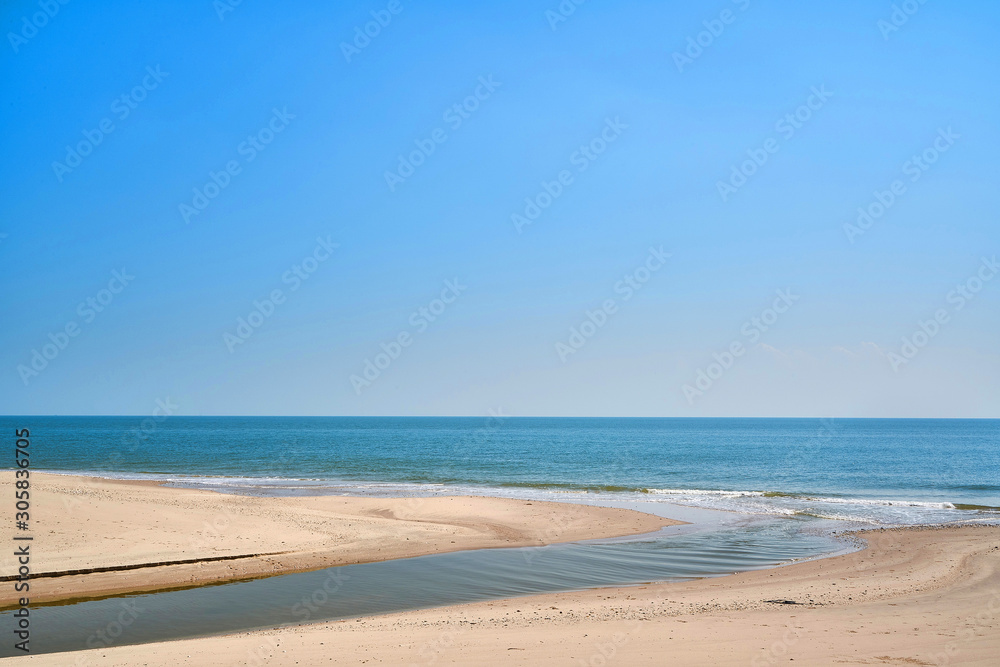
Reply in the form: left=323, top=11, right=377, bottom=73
left=0, top=513, right=845, bottom=657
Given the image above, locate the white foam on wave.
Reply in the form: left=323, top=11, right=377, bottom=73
left=645, top=488, right=766, bottom=498
left=796, top=495, right=957, bottom=509
left=644, top=488, right=960, bottom=510
left=587, top=486, right=995, bottom=527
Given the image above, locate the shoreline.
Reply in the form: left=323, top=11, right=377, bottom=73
left=0, top=472, right=681, bottom=607
left=31, top=467, right=1000, bottom=528
left=11, top=524, right=998, bottom=665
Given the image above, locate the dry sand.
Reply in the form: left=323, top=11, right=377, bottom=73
left=4, top=475, right=999, bottom=665
left=0, top=473, right=676, bottom=606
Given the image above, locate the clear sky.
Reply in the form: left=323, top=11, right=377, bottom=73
left=1, top=0, right=997, bottom=417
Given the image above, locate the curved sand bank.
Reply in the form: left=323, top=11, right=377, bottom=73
left=14, top=525, right=998, bottom=666
left=0, top=473, right=679, bottom=607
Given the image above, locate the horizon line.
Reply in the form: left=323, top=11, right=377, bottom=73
left=3, top=415, right=998, bottom=420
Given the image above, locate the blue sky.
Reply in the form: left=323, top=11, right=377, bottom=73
left=1, top=0, right=997, bottom=417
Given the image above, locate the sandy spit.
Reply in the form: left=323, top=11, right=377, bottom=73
left=0, top=472, right=678, bottom=607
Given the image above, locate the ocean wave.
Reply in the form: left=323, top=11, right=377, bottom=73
left=644, top=488, right=766, bottom=498
left=795, top=496, right=958, bottom=509
left=496, top=481, right=644, bottom=493
left=642, top=487, right=999, bottom=511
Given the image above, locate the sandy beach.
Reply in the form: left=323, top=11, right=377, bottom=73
left=13, top=525, right=999, bottom=666
left=3, top=474, right=998, bottom=665
left=0, top=473, right=677, bottom=607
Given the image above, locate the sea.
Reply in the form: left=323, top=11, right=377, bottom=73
left=9, top=416, right=999, bottom=525
left=2, top=417, right=998, bottom=655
